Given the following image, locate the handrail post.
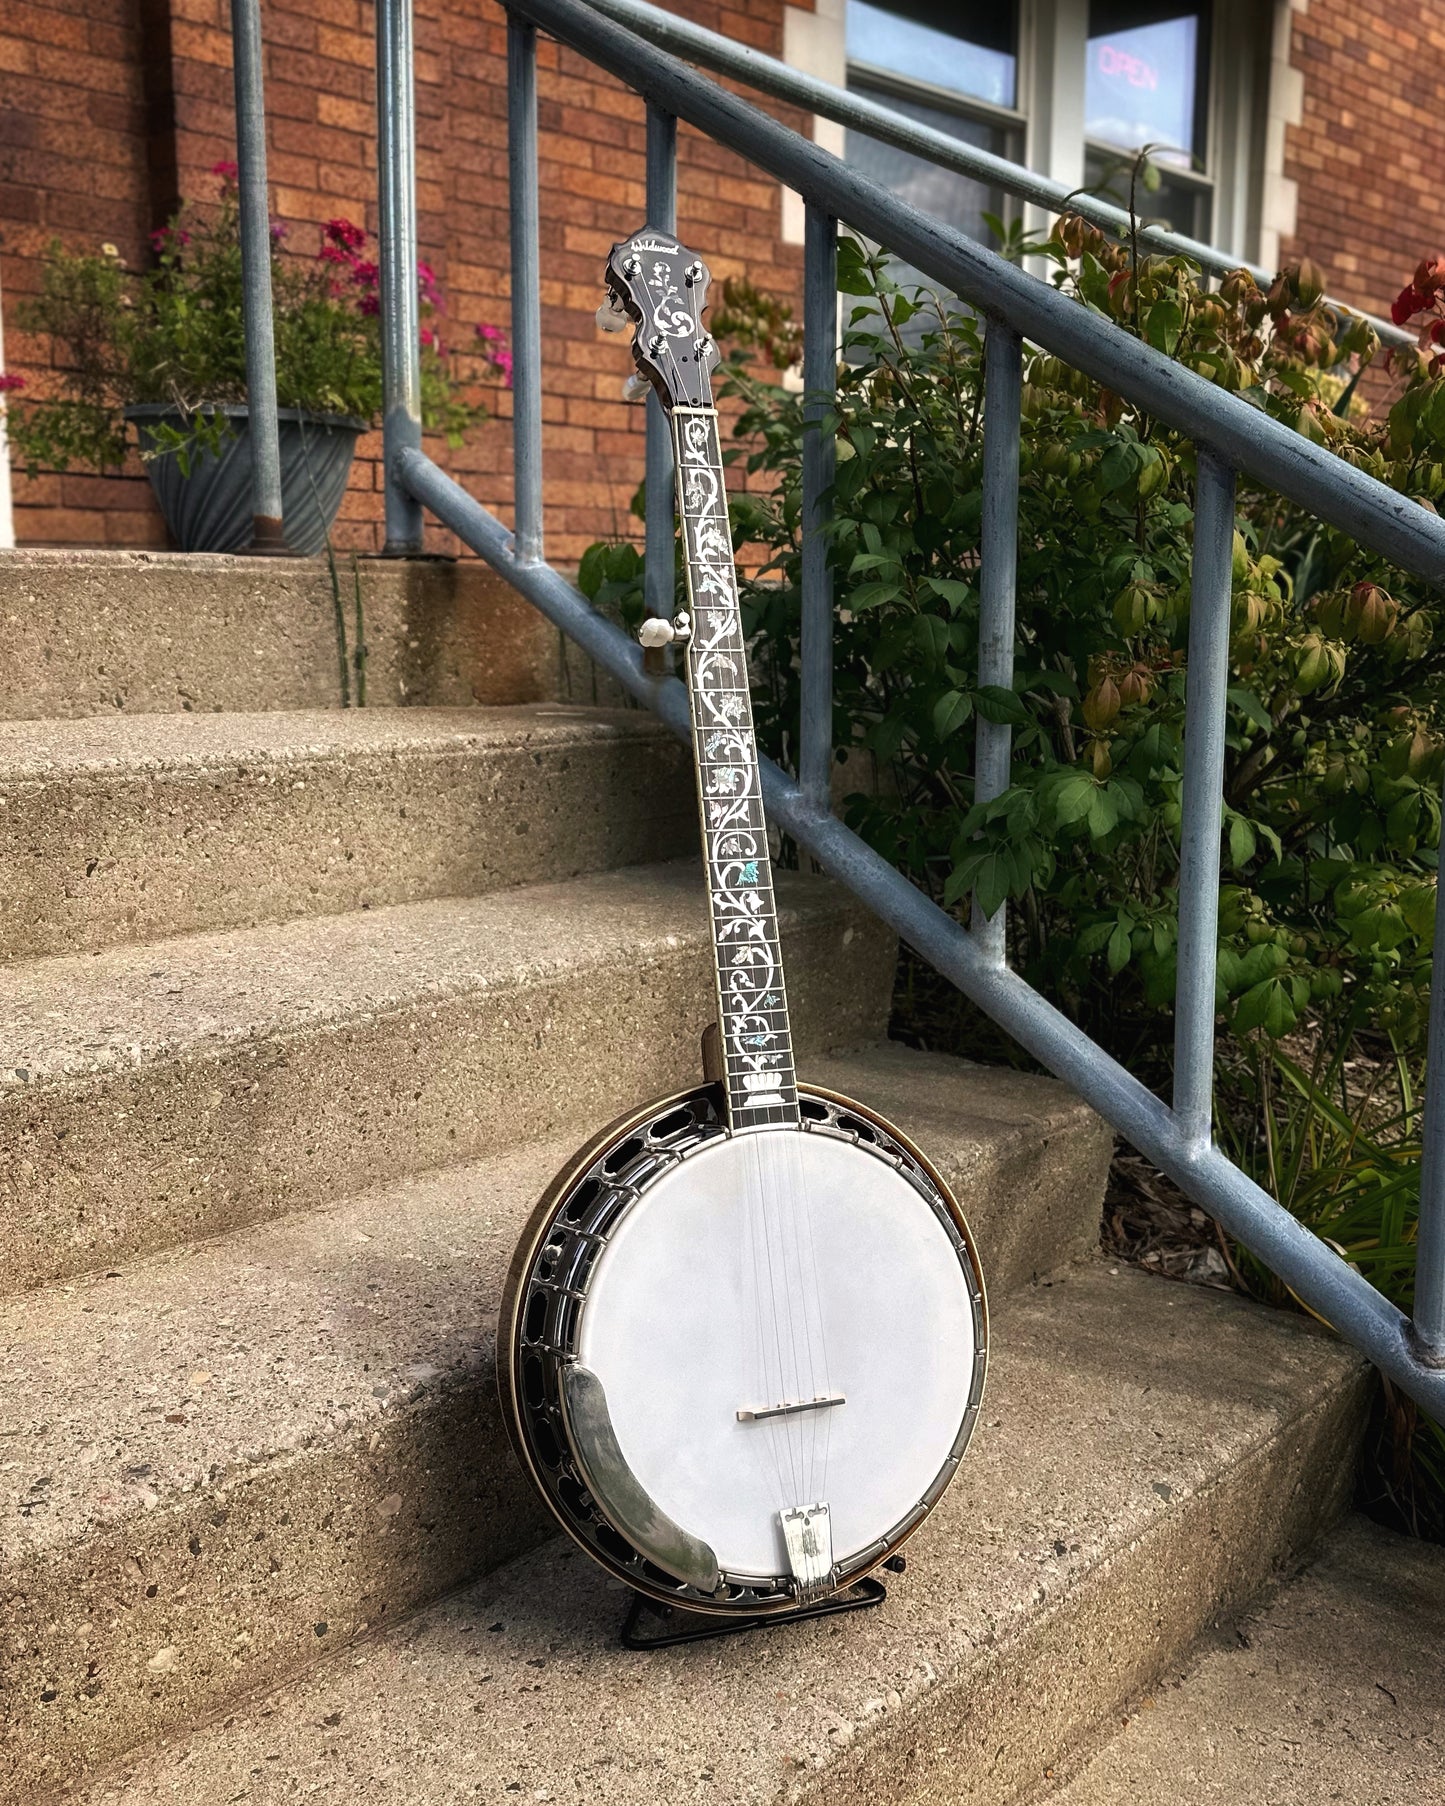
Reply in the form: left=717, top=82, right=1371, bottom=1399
left=799, top=205, right=837, bottom=816
left=972, top=321, right=1022, bottom=962
left=1173, top=449, right=1237, bottom=1149
left=644, top=104, right=677, bottom=621
left=508, top=16, right=545, bottom=565
left=376, top=0, right=424, bottom=554
left=1411, top=859, right=1445, bottom=1363
left=228, top=0, right=286, bottom=553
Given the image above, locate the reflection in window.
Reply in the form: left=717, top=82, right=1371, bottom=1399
left=1083, top=148, right=1211, bottom=243
left=846, top=88, right=1008, bottom=250
left=846, top=1, right=1017, bottom=111
left=1085, top=3, right=1209, bottom=170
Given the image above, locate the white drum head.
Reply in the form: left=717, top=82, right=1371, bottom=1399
left=576, top=1126, right=979, bottom=1580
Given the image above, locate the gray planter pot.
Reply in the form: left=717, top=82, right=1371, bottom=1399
left=125, top=404, right=367, bottom=556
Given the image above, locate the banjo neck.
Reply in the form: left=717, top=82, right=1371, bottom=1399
left=603, top=228, right=800, bottom=1135
left=673, top=402, right=801, bottom=1134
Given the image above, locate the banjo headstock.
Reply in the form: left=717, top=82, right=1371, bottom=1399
left=603, top=229, right=720, bottom=412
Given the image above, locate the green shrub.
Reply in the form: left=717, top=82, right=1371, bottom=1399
left=1218, top=1029, right=1445, bottom=1539
left=584, top=226, right=1445, bottom=1084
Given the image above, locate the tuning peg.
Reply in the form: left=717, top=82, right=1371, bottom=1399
left=672, top=611, right=691, bottom=643
left=622, top=372, right=651, bottom=404
left=596, top=294, right=628, bottom=333
left=639, top=613, right=675, bottom=674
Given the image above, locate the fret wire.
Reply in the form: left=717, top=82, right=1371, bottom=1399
left=674, top=404, right=800, bottom=1130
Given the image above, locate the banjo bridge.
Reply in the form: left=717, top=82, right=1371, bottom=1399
left=736, top=1391, right=845, bottom=1423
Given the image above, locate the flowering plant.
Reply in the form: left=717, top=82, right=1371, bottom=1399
left=1, top=164, right=509, bottom=476
left=1390, top=255, right=1445, bottom=367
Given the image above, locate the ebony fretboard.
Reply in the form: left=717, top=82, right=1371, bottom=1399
left=673, top=405, right=800, bottom=1133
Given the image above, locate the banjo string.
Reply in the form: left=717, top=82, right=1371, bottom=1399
left=657, top=304, right=827, bottom=1524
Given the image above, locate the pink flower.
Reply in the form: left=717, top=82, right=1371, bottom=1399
left=417, top=258, right=443, bottom=309
left=0, top=372, right=26, bottom=394
left=270, top=220, right=289, bottom=242
left=476, top=322, right=503, bottom=343
left=351, top=259, right=379, bottom=289
left=318, top=242, right=356, bottom=268
left=324, top=217, right=367, bottom=252
left=357, top=293, right=379, bottom=316
left=211, top=159, right=239, bottom=182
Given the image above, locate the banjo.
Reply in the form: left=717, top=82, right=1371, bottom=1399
left=498, top=229, right=988, bottom=1626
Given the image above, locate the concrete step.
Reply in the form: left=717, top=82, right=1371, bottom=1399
left=0, top=704, right=693, bottom=960
left=0, top=551, right=607, bottom=721
left=1047, top=1514, right=1443, bottom=1805
left=53, top=1266, right=1370, bottom=1806
left=0, top=862, right=893, bottom=1295
left=0, top=1043, right=1111, bottom=1798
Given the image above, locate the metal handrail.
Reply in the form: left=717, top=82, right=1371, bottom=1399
left=230, top=0, right=287, bottom=549
left=581, top=0, right=1413, bottom=353
left=372, top=0, right=1445, bottom=1420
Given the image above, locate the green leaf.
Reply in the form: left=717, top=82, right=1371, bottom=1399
left=1233, top=976, right=1297, bottom=1039
left=1076, top=921, right=1115, bottom=956
left=1106, top=920, right=1132, bottom=975
left=848, top=579, right=902, bottom=611
left=925, top=576, right=972, bottom=606
left=1228, top=814, right=1256, bottom=870
left=1098, top=443, right=1138, bottom=495
left=1050, top=771, right=1096, bottom=826
left=1087, top=785, right=1120, bottom=838
left=932, top=689, right=972, bottom=738
left=1228, top=687, right=1274, bottom=735
left=913, top=616, right=952, bottom=662
left=835, top=236, right=875, bottom=296
left=975, top=684, right=1029, bottom=725
left=1144, top=297, right=1184, bottom=355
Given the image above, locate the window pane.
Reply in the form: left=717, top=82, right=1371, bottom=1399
left=1083, top=149, right=1211, bottom=243
left=846, top=1, right=1017, bottom=111
left=1085, top=4, right=1208, bottom=168
left=846, top=87, right=1009, bottom=252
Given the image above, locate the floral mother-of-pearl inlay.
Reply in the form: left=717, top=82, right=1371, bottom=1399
left=675, top=407, right=800, bottom=1131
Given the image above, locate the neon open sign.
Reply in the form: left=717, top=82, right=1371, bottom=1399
left=1096, top=42, right=1160, bottom=90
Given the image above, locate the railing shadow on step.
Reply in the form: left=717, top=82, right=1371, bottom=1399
left=358, top=0, right=1445, bottom=1421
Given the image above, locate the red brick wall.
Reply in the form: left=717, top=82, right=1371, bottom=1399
left=0, top=0, right=807, bottom=561
left=1282, top=0, right=1442, bottom=323
left=0, top=0, right=158, bottom=544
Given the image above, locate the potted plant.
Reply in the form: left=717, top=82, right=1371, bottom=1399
left=0, top=163, right=511, bottom=554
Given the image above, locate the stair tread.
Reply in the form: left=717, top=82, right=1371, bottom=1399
left=67, top=1265, right=1367, bottom=1806
left=0, top=865, right=894, bottom=1293
left=0, top=701, right=665, bottom=778
left=0, top=860, right=833, bottom=1085
left=1049, top=1514, right=1444, bottom=1805
left=0, top=1044, right=1103, bottom=1569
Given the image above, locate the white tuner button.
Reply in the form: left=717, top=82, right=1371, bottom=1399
left=672, top=611, right=692, bottom=642
left=638, top=617, right=676, bottom=648
left=621, top=372, right=650, bottom=404
left=596, top=297, right=627, bottom=333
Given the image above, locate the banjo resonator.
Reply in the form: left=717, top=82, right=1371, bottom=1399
left=498, top=229, right=989, bottom=1626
